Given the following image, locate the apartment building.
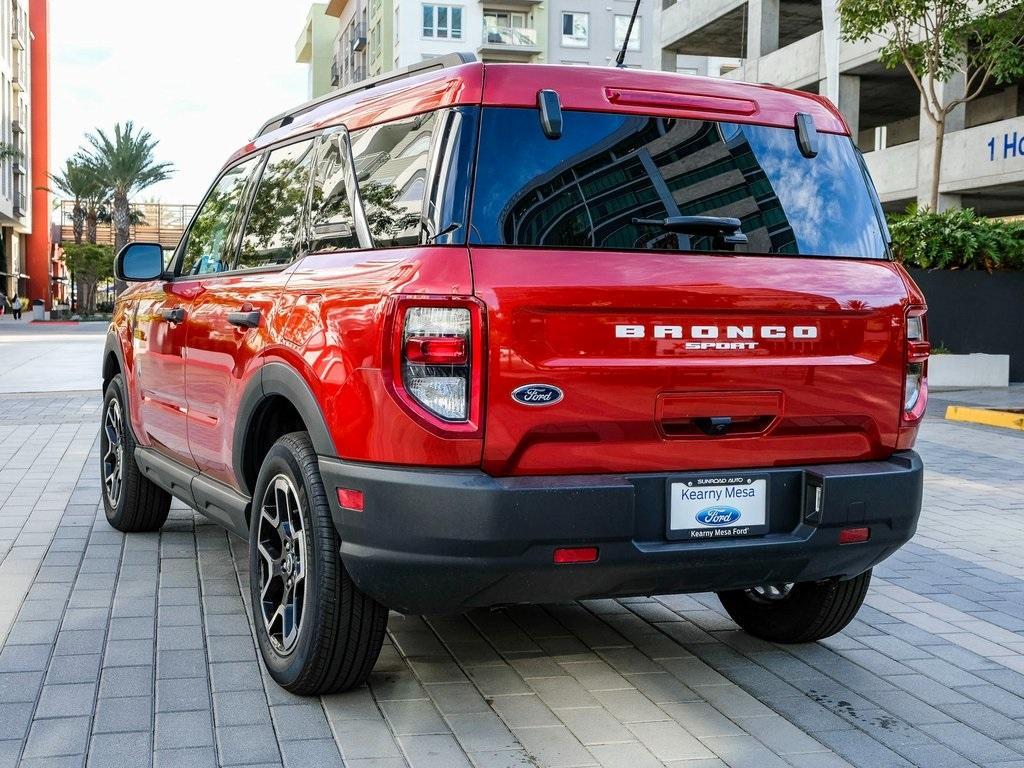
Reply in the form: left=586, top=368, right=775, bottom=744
left=296, top=3, right=338, bottom=99
left=659, top=0, right=1024, bottom=215
left=0, top=0, right=31, bottom=302
left=295, top=0, right=653, bottom=98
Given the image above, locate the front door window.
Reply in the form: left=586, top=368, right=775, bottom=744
left=180, top=157, right=260, bottom=276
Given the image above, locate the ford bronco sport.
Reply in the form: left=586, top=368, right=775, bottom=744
left=102, top=54, right=927, bottom=695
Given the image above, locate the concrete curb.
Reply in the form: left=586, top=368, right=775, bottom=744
left=945, top=404, right=1024, bottom=431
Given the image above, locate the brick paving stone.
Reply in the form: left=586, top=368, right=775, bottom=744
left=87, top=731, right=152, bottom=768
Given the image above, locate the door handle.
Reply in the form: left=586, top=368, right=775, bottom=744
left=161, top=307, right=186, bottom=323
left=227, top=310, right=262, bottom=329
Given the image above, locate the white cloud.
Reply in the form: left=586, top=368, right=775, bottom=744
left=51, top=0, right=312, bottom=205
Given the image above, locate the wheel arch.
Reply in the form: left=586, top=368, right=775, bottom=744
left=234, top=362, right=337, bottom=498
left=102, top=332, right=127, bottom=393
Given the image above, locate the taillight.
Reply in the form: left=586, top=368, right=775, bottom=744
left=903, top=307, right=929, bottom=421
left=385, top=296, right=484, bottom=434
left=402, top=307, right=471, bottom=421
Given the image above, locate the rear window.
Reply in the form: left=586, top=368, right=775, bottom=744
left=468, top=107, right=888, bottom=259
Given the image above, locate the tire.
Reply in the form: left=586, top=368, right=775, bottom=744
left=249, top=431, right=388, bottom=695
left=101, top=374, right=171, bottom=532
left=717, top=570, right=872, bottom=643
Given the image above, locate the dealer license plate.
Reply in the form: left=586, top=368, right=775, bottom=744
left=667, top=475, right=769, bottom=541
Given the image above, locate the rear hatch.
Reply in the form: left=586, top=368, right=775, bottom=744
left=465, top=91, right=910, bottom=477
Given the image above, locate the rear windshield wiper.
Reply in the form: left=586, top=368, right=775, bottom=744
left=632, top=216, right=749, bottom=248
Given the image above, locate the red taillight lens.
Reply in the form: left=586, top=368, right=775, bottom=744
left=404, top=337, right=468, bottom=365
left=839, top=527, right=870, bottom=544
left=553, top=547, right=599, bottom=564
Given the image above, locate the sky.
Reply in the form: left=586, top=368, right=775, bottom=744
left=51, top=0, right=313, bottom=205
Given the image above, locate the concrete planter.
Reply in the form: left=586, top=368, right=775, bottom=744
left=907, top=268, right=1024, bottom=382
left=929, top=353, right=1010, bottom=389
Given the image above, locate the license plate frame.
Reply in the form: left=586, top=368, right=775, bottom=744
left=665, top=473, right=770, bottom=541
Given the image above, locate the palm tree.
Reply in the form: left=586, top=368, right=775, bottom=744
left=48, top=158, right=98, bottom=245
left=83, top=122, right=173, bottom=252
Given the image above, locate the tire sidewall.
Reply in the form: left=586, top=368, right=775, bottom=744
left=249, top=440, right=325, bottom=686
left=101, top=375, right=130, bottom=525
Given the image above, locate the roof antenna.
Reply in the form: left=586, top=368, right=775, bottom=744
left=615, top=0, right=642, bottom=68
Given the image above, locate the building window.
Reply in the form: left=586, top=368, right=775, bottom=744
left=614, top=15, right=641, bottom=51
left=561, top=12, right=589, bottom=48
left=422, top=4, right=463, bottom=39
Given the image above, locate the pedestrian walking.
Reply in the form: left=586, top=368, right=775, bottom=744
left=11, top=294, right=22, bottom=320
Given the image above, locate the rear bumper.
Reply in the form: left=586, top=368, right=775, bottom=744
left=321, top=451, right=923, bottom=614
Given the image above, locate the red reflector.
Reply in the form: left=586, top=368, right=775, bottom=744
left=404, top=337, right=468, bottom=365
left=337, top=488, right=364, bottom=511
left=553, top=547, right=599, bottom=564
left=839, top=527, right=870, bottom=544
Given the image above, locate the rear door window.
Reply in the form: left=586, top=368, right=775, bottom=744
left=469, top=108, right=889, bottom=259
left=237, top=139, right=316, bottom=269
left=308, top=132, right=360, bottom=253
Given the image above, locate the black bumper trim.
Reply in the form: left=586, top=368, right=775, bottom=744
left=320, top=451, right=923, bottom=614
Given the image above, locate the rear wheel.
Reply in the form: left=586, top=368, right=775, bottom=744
left=101, top=374, right=171, bottom=532
left=249, top=431, right=388, bottom=695
left=717, top=570, right=872, bottom=643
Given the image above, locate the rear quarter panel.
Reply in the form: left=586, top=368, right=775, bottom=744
left=280, top=246, right=481, bottom=466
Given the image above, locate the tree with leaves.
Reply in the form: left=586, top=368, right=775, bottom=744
left=839, top=0, right=1024, bottom=211
left=49, top=158, right=106, bottom=245
left=62, top=243, right=113, bottom=314
left=82, top=122, right=173, bottom=253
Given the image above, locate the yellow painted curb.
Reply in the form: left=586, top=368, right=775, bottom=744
left=945, top=405, right=1024, bottom=431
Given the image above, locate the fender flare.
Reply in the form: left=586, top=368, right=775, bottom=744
left=103, top=332, right=127, bottom=390
left=233, top=362, right=337, bottom=496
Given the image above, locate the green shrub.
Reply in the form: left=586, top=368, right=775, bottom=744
left=886, top=206, right=1024, bottom=271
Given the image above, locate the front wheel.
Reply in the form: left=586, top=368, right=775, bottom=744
left=249, top=431, right=388, bottom=695
left=101, top=374, right=171, bottom=532
left=717, top=570, right=872, bottom=643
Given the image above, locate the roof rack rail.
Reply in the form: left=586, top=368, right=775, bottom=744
left=255, top=52, right=478, bottom=139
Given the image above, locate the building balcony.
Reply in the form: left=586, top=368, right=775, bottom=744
left=352, top=22, right=368, bottom=52
left=479, top=0, right=543, bottom=6
left=478, top=26, right=541, bottom=58
left=13, top=162, right=25, bottom=177
left=330, top=59, right=341, bottom=86
left=11, top=19, right=24, bottom=51
left=13, top=192, right=25, bottom=218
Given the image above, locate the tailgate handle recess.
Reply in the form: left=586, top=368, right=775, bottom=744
left=657, top=391, right=782, bottom=439
left=667, top=414, right=775, bottom=438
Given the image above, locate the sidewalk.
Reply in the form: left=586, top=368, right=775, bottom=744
left=0, top=320, right=106, bottom=395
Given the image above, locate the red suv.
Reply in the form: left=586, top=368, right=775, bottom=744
left=102, top=55, right=927, bottom=695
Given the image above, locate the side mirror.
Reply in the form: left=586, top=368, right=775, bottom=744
left=115, top=242, right=165, bottom=282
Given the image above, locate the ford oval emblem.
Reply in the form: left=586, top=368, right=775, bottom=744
left=696, top=506, right=742, bottom=526
left=511, top=384, right=564, bottom=407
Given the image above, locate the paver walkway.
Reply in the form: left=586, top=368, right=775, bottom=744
left=0, top=387, right=1023, bottom=768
